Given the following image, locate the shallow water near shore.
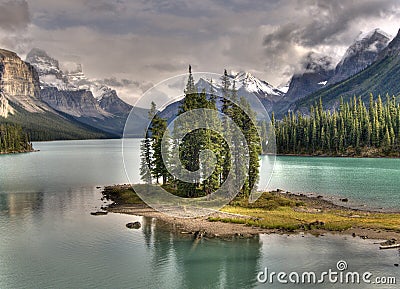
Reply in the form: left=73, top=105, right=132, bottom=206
left=0, top=139, right=400, bottom=288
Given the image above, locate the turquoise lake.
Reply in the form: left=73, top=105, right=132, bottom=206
left=0, top=139, right=399, bottom=288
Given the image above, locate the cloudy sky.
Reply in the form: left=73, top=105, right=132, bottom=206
left=1, top=0, right=400, bottom=104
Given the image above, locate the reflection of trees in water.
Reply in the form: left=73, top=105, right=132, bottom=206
left=141, top=218, right=262, bottom=289
left=173, top=237, right=262, bottom=289
left=221, top=238, right=262, bottom=289
left=141, top=216, right=153, bottom=249
left=141, top=217, right=178, bottom=269
left=0, top=187, right=100, bottom=222
left=0, top=192, right=44, bottom=219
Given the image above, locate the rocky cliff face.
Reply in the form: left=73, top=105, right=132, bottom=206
left=377, top=28, right=400, bottom=59
left=329, top=29, right=391, bottom=84
left=0, top=93, right=14, bottom=118
left=97, top=89, right=132, bottom=116
left=40, top=87, right=111, bottom=118
left=0, top=48, right=47, bottom=113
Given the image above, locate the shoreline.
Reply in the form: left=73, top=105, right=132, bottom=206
left=275, top=151, right=400, bottom=159
left=107, top=203, right=400, bottom=242
left=100, top=185, right=400, bottom=243
left=0, top=149, right=38, bottom=155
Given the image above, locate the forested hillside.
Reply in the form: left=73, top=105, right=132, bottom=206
left=274, top=95, right=400, bottom=157
left=0, top=124, right=33, bottom=154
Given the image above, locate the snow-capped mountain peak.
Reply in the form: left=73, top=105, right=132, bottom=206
left=341, top=29, right=391, bottom=64
left=196, top=70, right=284, bottom=113
left=229, top=71, right=283, bottom=97
left=90, top=83, right=113, bottom=100
left=25, top=48, right=132, bottom=117
left=329, top=28, right=391, bottom=84
left=66, top=64, right=87, bottom=81
left=26, top=48, right=61, bottom=76
left=26, top=48, right=73, bottom=90
left=357, top=28, right=392, bottom=42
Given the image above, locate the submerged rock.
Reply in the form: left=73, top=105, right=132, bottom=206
left=90, top=211, right=108, bottom=216
left=126, top=222, right=141, bottom=229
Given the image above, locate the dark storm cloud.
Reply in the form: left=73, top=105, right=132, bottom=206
left=7, top=0, right=400, bottom=103
left=102, top=77, right=154, bottom=94
left=0, top=0, right=30, bottom=31
left=102, top=77, right=137, bottom=87
left=263, top=0, right=400, bottom=50
left=262, top=0, right=400, bottom=75
left=84, top=0, right=123, bottom=13
left=145, top=62, right=184, bottom=72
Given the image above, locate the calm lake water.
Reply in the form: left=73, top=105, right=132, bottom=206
left=0, top=139, right=399, bottom=288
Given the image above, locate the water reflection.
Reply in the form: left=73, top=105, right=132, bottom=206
left=141, top=216, right=262, bottom=289
left=0, top=192, right=44, bottom=218
left=0, top=190, right=399, bottom=289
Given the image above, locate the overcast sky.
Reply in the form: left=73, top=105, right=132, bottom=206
left=1, top=0, right=400, bottom=104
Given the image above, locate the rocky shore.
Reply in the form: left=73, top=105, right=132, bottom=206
left=100, top=185, right=400, bottom=243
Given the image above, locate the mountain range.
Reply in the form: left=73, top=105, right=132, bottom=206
left=0, top=48, right=148, bottom=140
left=1, top=27, right=400, bottom=140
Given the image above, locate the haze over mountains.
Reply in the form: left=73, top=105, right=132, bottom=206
left=1, top=28, right=400, bottom=140
left=291, top=28, right=400, bottom=115
left=0, top=48, right=112, bottom=140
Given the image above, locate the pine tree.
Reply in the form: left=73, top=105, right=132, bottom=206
left=175, top=66, right=210, bottom=197
left=139, top=130, right=152, bottom=183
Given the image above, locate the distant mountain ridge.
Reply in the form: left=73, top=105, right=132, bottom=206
left=0, top=48, right=113, bottom=140
left=25, top=48, right=142, bottom=135
left=197, top=71, right=285, bottom=113
left=158, top=72, right=284, bottom=124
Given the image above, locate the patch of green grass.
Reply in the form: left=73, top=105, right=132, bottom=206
left=102, top=185, right=144, bottom=204
left=217, top=192, right=400, bottom=233
left=208, top=217, right=247, bottom=225
left=229, top=192, right=304, bottom=210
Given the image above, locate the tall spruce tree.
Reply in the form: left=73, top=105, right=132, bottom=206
left=148, top=102, right=169, bottom=184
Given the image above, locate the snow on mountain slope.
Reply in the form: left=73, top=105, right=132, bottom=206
left=329, top=29, right=391, bottom=84
left=195, top=71, right=284, bottom=113
left=232, top=71, right=283, bottom=96
left=277, top=82, right=289, bottom=94
left=26, top=48, right=132, bottom=117
left=26, top=48, right=73, bottom=91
